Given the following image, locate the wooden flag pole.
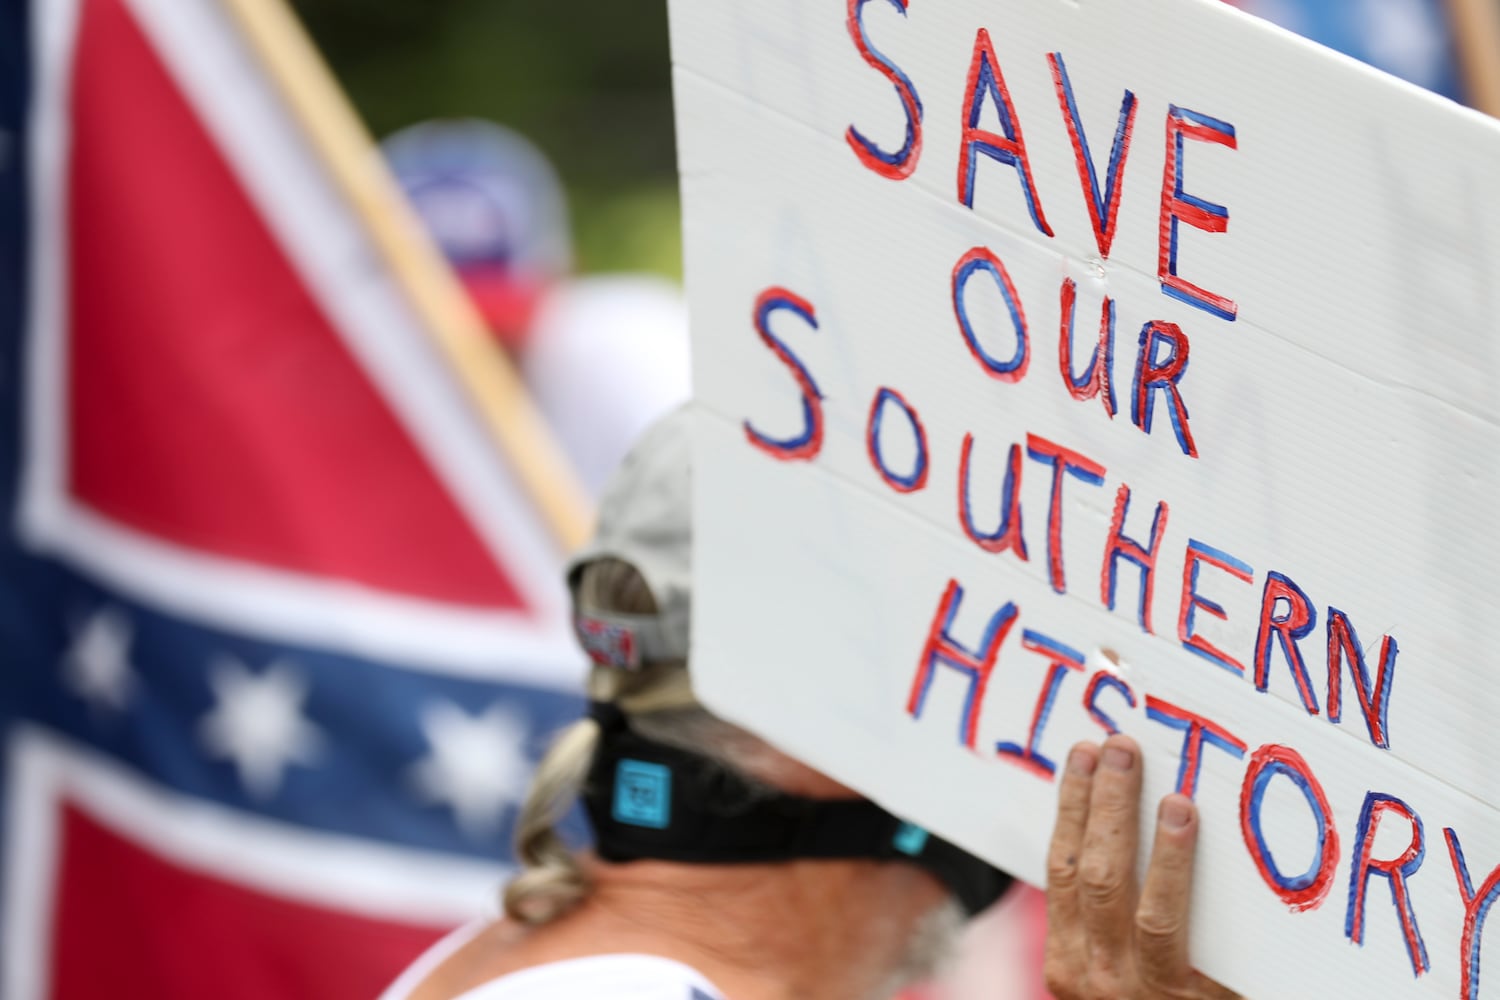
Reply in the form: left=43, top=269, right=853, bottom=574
left=1448, top=0, right=1500, bottom=116
left=217, top=0, right=593, bottom=553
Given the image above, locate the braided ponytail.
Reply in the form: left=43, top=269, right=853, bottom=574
left=501, top=558, right=656, bottom=924
left=501, top=716, right=601, bottom=924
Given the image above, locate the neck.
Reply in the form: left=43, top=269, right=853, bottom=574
left=504, top=856, right=952, bottom=1000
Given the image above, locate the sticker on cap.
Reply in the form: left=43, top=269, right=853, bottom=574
left=576, top=615, right=641, bottom=669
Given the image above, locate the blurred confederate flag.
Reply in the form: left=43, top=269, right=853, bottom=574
left=0, top=0, right=587, bottom=997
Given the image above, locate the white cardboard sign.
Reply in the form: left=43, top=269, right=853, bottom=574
left=670, top=0, right=1500, bottom=995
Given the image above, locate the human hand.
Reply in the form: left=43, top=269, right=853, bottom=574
left=1043, top=735, right=1242, bottom=1000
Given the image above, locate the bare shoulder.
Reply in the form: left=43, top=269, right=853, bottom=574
left=402, top=929, right=727, bottom=1000
left=399, top=919, right=526, bottom=1000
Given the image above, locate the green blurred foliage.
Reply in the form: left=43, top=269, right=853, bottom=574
left=291, top=0, right=682, bottom=279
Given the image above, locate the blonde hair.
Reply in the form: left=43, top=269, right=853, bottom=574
left=502, top=559, right=762, bottom=925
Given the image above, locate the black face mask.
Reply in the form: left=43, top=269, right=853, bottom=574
left=581, top=702, right=1013, bottom=916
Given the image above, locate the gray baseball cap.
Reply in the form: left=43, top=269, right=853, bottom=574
left=566, top=404, right=694, bottom=688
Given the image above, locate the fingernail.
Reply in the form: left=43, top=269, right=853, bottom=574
left=1160, top=796, right=1193, bottom=831
left=1103, top=744, right=1134, bottom=772
left=1068, top=746, right=1097, bottom=777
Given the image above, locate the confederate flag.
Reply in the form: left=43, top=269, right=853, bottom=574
left=0, top=0, right=585, bottom=996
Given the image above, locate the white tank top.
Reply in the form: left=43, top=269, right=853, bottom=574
left=379, top=922, right=728, bottom=1000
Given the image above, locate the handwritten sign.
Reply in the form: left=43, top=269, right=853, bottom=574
left=670, top=0, right=1500, bottom=995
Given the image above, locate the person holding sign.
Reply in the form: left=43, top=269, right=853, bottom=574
left=1043, top=736, right=1241, bottom=1000
left=383, top=407, right=1238, bottom=1000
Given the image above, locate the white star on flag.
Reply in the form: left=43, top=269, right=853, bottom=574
left=199, top=656, right=325, bottom=800
left=408, top=699, right=532, bottom=839
left=61, top=605, right=138, bottom=713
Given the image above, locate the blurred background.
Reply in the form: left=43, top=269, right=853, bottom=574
left=292, top=0, right=682, bottom=280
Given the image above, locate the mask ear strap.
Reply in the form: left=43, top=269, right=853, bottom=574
left=587, top=699, right=628, bottom=733
left=582, top=716, right=1013, bottom=916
